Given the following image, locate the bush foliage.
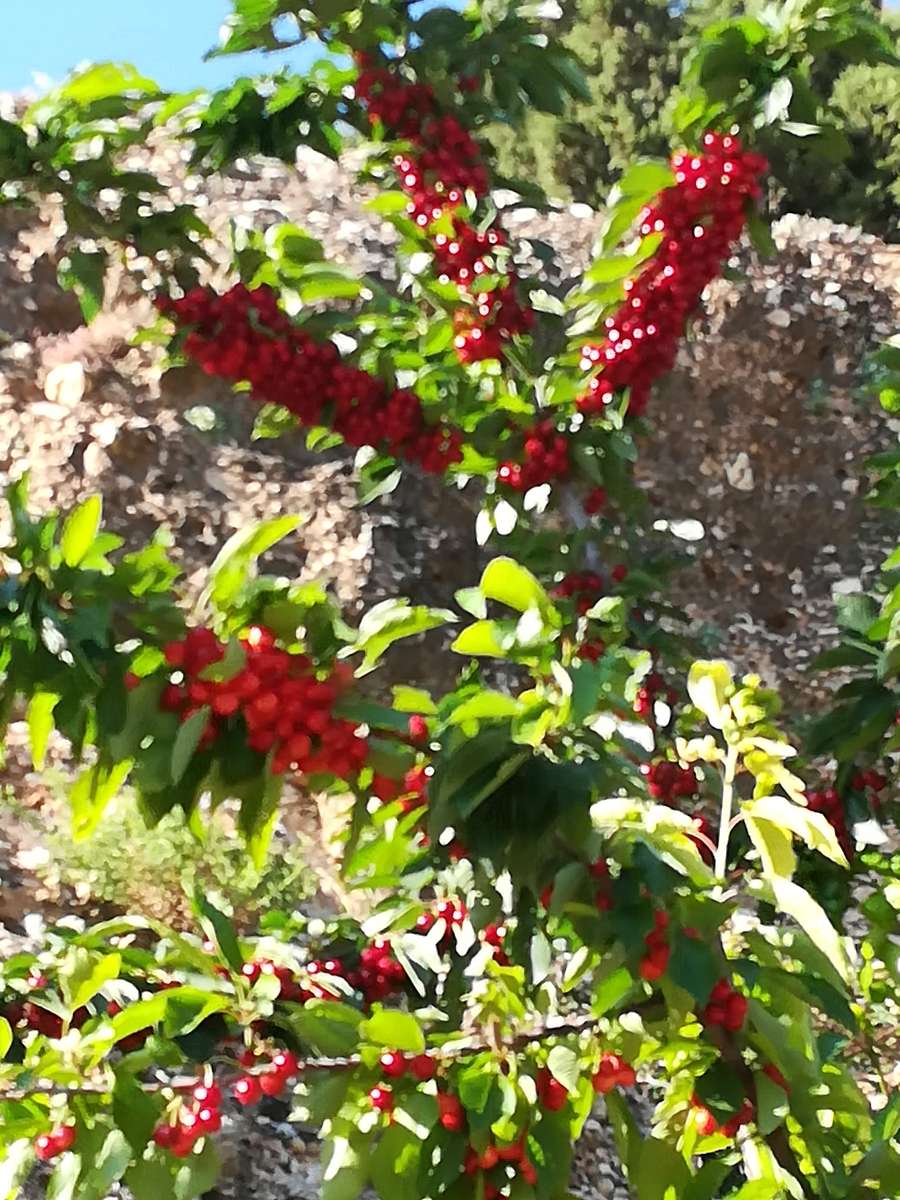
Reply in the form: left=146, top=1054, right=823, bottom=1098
left=0, top=4, right=898, bottom=1200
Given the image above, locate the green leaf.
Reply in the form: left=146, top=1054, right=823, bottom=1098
left=834, top=592, right=878, bottom=636
left=252, top=404, right=299, bottom=440
left=161, top=987, right=230, bottom=1037
left=371, top=1124, right=419, bottom=1200
left=174, top=1139, right=220, bottom=1200
left=70, top=760, right=132, bottom=840
left=59, top=250, right=107, bottom=322
left=46, top=1150, right=80, bottom=1200
left=448, top=691, right=521, bottom=724
left=171, top=707, right=210, bottom=784
left=458, top=1062, right=495, bottom=1113
left=291, top=1001, right=363, bottom=1055
left=61, top=62, right=160, bottom=102
left=546, top=1045, right=580, bottom=1092
left=687, top=660, right=733, bottom=729
left=0, top=1141, right=35, bottom=1200
left=745, top=815, right=796, bottom=880
left=771, top=877, right=850, bottom=985
left=113, top=1072, right=159, bottom=1154
left=77, top=1129, right=132, bottom=1200
left=58, top=948, right=122, bottom=1012
left=362, top=1008, right=425, bottom=1054
left=451, top=620, right=509, bottom=658
left=109, top=993, right=169, bottom=1041
left=193, top=892, right=243, bottom=972
left=742, top=796, right=848, bottom=867
left=61, top=495, right=102, bottom=567
left=633, top=1135, right=690, bottom=1200
left=27, top=691, right=59, bottom=770
left=321, top=1133, right=368, bottom=1200
left=205, top=516, right=301, bottom=610
left=352, top=599, right=452, bottom=673
left=479, top=557, right=553, bottom=616
left=0, top=1017, right=11, bottom=1060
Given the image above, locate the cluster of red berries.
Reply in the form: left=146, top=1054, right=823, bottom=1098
left=691, top=1093, right=755, bottom=1139
left=231, top=1050, right=299, bottom=1107
left=701, top=979, right=748, bottom=1033
left=578, top=132, right=766, bottom=420
left=157, top=284, right=462, bottom=474
left=642, top=759, right=698, bottom=804
left=806, top=786, right=853, bottom=859
left=497, top=419, right=570, bottom=492
left=591, top=1052, right=637, bottom=1094
left=154, top=1079, right=229, bottom=1156
left=238, top=956, right=345, bottom=1005
left=415, top=898, right=469, bottom=952
left=464, top=1136, right=538, bottom=1192
left=353, top=60, right=533, bottom=364
left=640, top=910, right=670, bottom=981
left=354, top=938, right=407, bottom=1003
left=155, top=624, right=368, bottom=780
left=372, top=763, right=430, bottom=814
left=377, top=1050, right=438, bottom=1081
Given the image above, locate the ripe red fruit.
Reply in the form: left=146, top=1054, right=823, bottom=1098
left=479, top=1145, right=499, bottom=1170
left=369, top=1085, right=394, bottom=1113
left=407, top=714, right=429, bottom=744
left=153, top=1123, right=180, bottom=1150
left=271, top=1050, right=299, bottom=1079
left=437, top=1091, right=465, bottom=1131
left=520, top=1159, right=538, bottom=1186
left=537, top=1067, right=569, bottom=1111
left=34, top=1126, right=76, bottom=1161
left=380, top=1051, right=408, bottom=1078
left=233, top=1075, right=262, bottom=1106
left=409, top=1053, right=437, bottom=1081
left=192, top=1082, right=222, bottom=1108
left=196, top=1106, right=222, bottom=1135
left=260, top=1071, right=285, bottom=1096
left=497, top=1138, right=524, bottom=1163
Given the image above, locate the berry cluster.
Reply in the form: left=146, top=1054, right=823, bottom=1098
left=642, top=759, right=698, bottom=804
left=639, top=910, right=670, bottom=981
left=353, top=937, right=407, bottom=1003
left=578, top=133, right=766, bottom=420
left=701, top=979, right=748, bottom=1033
left=158, top=285, right=462, bottom=474
left=464, top=1136, right=538, bottom=1193
left=154, top=1079, right=227, bottom=1156
left=232, top=1050, right=299, bottom=1107
left=591, top=1052, right=637, bottom=1094
left=157, top=624, right=368, bottom=780
left=415, top=898, right=469, bottom=951
left=806, top=786, right=853, bottom=859
left=353, top=62, right=533, bottom=363
left=497, top=419, right=570, bottom=492
left=378, top=1050, right=437, bottom=1081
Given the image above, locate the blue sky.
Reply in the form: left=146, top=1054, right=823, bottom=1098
left=0, top=1, right=318, bottom=94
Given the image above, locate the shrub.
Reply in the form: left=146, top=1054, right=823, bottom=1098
left=0, top=4, right=898, bottom=1200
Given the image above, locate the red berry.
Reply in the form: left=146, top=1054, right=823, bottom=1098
left=409, top=1054, right=437, bottom=1081
left=369, top=1085, right=394, bottom=1113
left=233, top=1076, right=262, bottom=1106
left=380, top=1051, right=408, bottom=1079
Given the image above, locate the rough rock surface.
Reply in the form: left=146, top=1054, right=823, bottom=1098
left=2, top=140, right=900, bottom=1199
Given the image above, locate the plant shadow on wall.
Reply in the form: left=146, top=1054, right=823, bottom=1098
left=0, top=3, right=899, bottom=1200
